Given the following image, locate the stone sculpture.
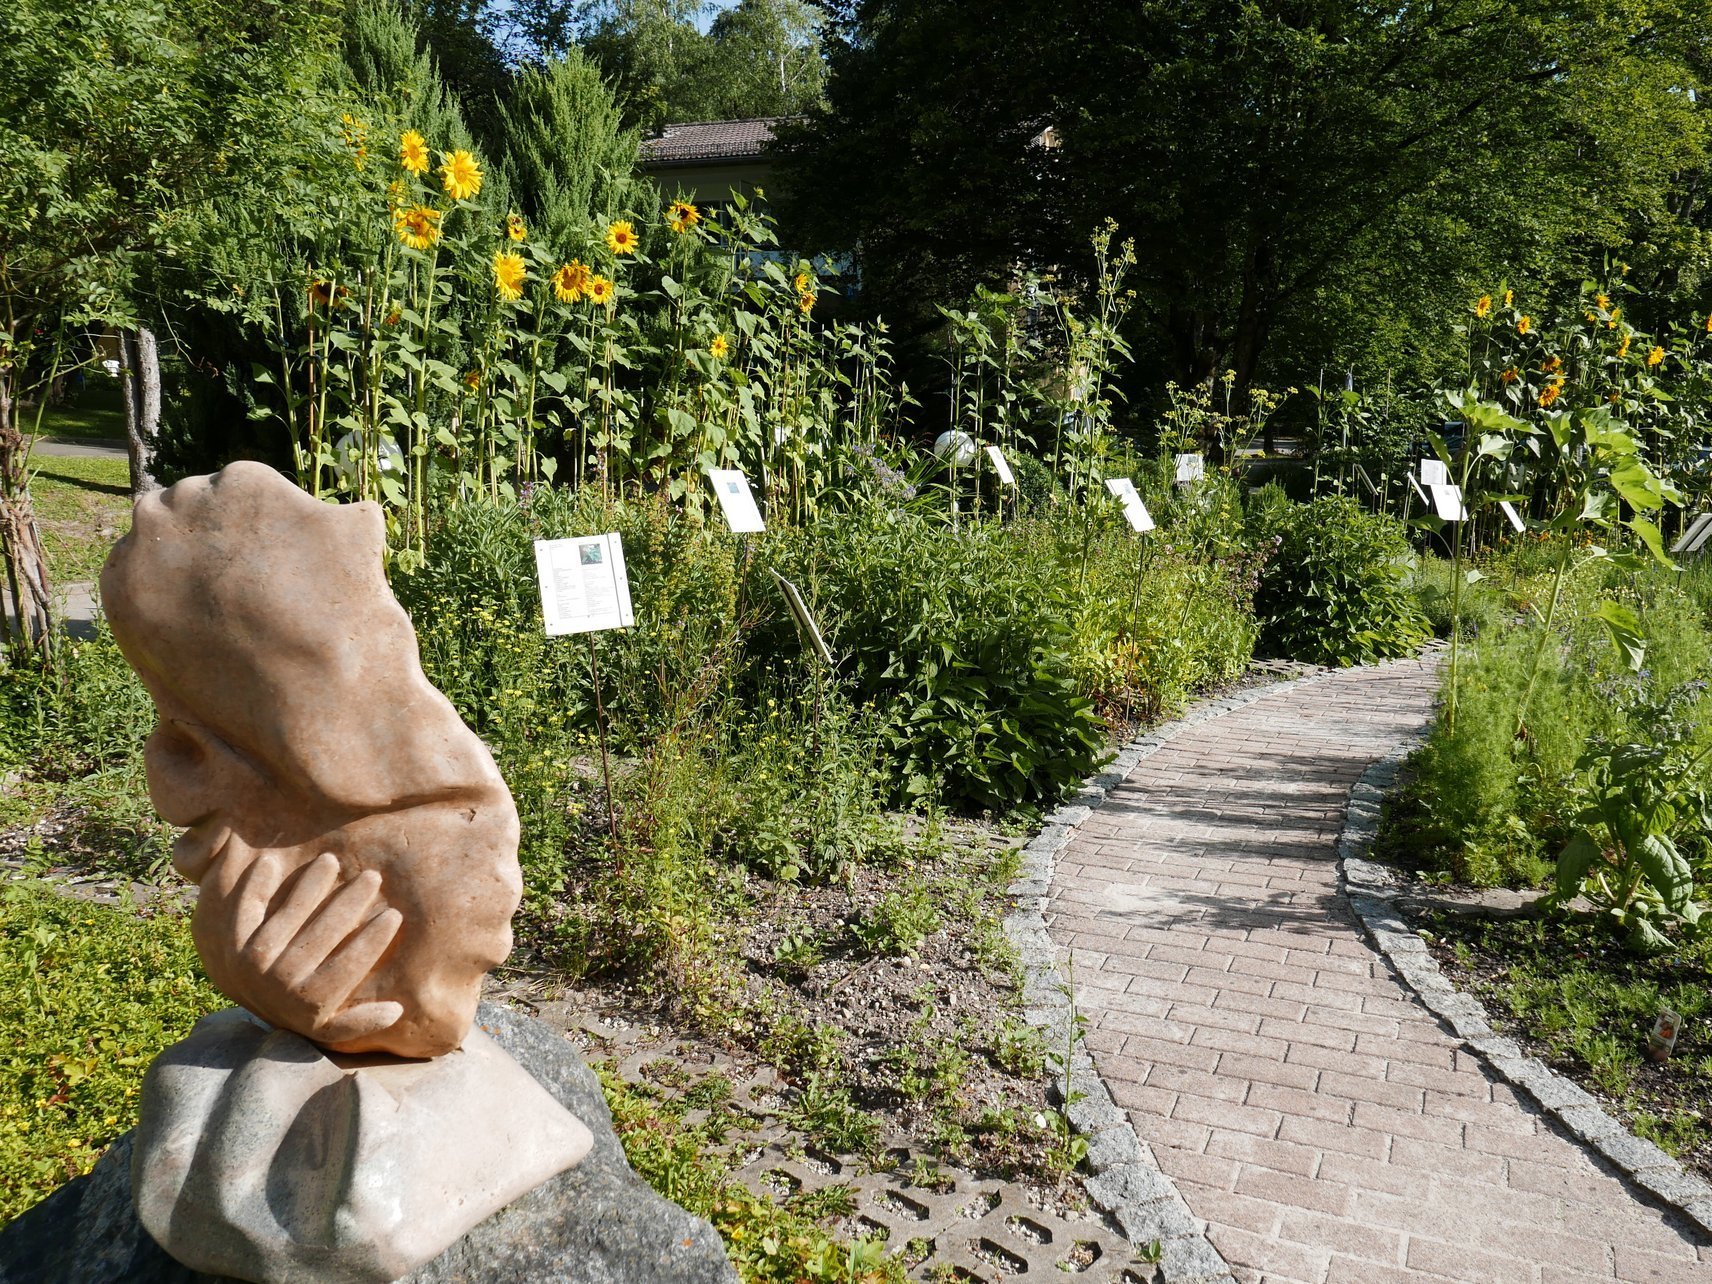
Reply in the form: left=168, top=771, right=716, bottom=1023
left=54, top=461, right=676, bottom=1284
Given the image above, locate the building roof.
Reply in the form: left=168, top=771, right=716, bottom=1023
left=640, top=118, right=795, bottom=167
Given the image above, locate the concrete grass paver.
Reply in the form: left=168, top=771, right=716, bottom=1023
left=1050, top=660, right=1712, bottom=1283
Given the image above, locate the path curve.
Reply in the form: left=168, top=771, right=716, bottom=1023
left=1051, top=659, right=1712, bottom=1284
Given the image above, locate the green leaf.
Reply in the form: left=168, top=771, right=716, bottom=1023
left=1627, top=516, right=1675, bottom=569
left=1556, top=831, right=1600, bottom=899
left=1634, top=833, right=1694, bottom=915
left=1593, top=600, right=1647, bottom=672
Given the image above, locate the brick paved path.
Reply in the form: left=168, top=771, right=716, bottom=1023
left=1051, top=660, right=1712, bottom=1284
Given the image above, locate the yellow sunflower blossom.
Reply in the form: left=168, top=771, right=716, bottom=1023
left=797, top=291, right=816, bottom=315
left=1618, top=334, right=1632, bottom=358
left=1540, top=354, right=1562, bottom=374
left=393, top=204, right=442, bottom=250
left=1705, top=312, right=1712, bottom=334
left=1499, top=366, right=1520, bottom=385
left=400, top=130, right=429, bottom=175
left=493, top=251, right=526, bottom=302
left=795, top=270, right=813, bottom=295
left=463, top=369, right=481, bottom=391
left=606, top=221, right=639, bottom=255
left=1503, top=289, right=1514, bottom=306
left=1474, top=295, right=1492, bottom=319
left=666, top=200, right=700, bottom=233
left=587, top=274, right=615, bottom=306
left=552, top=260, right=592, bottom=303
left=710, top=333, right=730, bottom=360
left=1594, top=292, right=1610, bottom=311
left=506, top=212, right=527, bottom=242
left=1516, top=316, right=1532, bottom=336
left=1539, top=377, right=1566, bottom=408
left=1607, top=306, right=1622, bottom=329
left=1647, top=345, right=1666, bottom=368
left=439, top=150, right=483, bottom=202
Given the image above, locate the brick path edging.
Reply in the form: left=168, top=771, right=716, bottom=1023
left=1338, top=740, right=1712, bottom=1240
left=1005, top=664, right=1351, bottom=1284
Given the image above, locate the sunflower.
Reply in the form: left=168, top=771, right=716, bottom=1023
left=710, top=333, right=730, bottom=360
left=797, top=291, right=816, bottom=315
left=1705, top=312, right=1712, bottom=334
left=1516, top=316, right=1531, bottom=336
left=666, top=200, right=700, bottom=234
left=1618, top=334, right=1633, bottom=358
left=1607, top=306, right=1622, bottom=329
left=606, top=220, right=639, bottom=255
left=307, top=279, right=348, bottom=310
left=1474, top=295, right=1492, bottom=319
left=794, top=270, right=812, bottom=295
left=587, top=274, right=615, bottom=306
left=393, top=204, right=442, bottom=250
left=1647, top=345, right=1666, bottom=368
left=1539, top=377, right=1566, bottom=408
left=552, top=260, right=592, bottom=303
left=384, top=306, right=402, bottom=327
left=439, top=150, right=483, bottom=202
left=1499, top=366, right=1520, bottom=385
left=493, top=251, right=526, bottom=302
left=1594, top=292, right=1610, bottom=311
left=463, top=369, right=481, bottom=391
left=506, top=213, right=527, bottom=242
left=400, top=130, right=429, bottom=175
left=1540, top=354, right=1562, bottom=375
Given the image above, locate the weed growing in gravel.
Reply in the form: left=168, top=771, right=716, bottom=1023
left=851, top=884, right=942, bottom=958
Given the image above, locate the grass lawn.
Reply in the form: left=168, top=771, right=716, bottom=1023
left=32, top=381, right=126, bottom=443
left=1427, top=910, right=1712, bottom=1178
left=27, top=454, right=131, bottom=586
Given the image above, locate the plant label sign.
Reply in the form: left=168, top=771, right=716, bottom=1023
left=1671, top=513, right=1712, bottom=555
left=1649, top=1009, right=1682, bottom=1061
left=534, top=533, right=635, bottom=636
left=1429, top=483, right=1468, bottom=522
left=1174, top=452, right=1205, bottom=484
left=706, top=468, right=765, bottom=533
left=770, top=569, right=833, bottom=666
left=1420, top=458, right=1449, bottom=487
left=1105, top=477, right=1155, bottom=532
left=985, top=444, right=1016, bottom=485
left=1499, top=500, right=1526, bottom=533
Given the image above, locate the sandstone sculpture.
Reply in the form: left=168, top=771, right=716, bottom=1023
left=100, top=461, right=521, bottom=1058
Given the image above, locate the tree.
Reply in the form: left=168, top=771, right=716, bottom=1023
left=702, top=0, right=827, bottom=120
left=776, top=0, right=1710, bottom=419
left=498, top=51, right=644, bottom=248
left=0, top=0, right=340, bottom=660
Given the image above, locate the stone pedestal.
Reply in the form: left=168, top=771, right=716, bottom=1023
left=0, top=1005, right=738, bottom=1284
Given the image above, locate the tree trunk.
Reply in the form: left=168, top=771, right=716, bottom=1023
left=0, top=362, right=55, bottom=664
left=122, top=325, right=162, bottom=495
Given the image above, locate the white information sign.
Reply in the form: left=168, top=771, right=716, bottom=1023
left=1420, top=459, right=1449, bottom=487
left=1672, top=513, right=1712, bottom=555
left=771, top=569, right=833, bottom=666
left=1174, top=452, right=1205, bottom=483
left=706, top=468, right=765, bottom=533
left=985, top=444, right=1016, bottom=485
left=534, top=534, right=635, bottom=636
left=1429, top=483, right=1468, bottom=522
left=1105, top=477, right=1156, bottom=532
left=1499, top=500, right=1525, bottom=533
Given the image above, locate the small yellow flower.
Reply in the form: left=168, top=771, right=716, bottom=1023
left=1618, top=334, right=1632, bottom=358
left=552, top=260, right=592, bottom=303
left=392, top=204, right=442, bottom=250
left=1474, top=295, right=1492, bottom=319
left=464, top=369, right=481, bottom=390
left=710, top=333, right=730, bottom=360
left=1594, top=292, right=1610, bottom=310
left=1704, top=312, right=1712, bottom=334
left=1539, top=377, right=1566, bottom=408
left=1647, top=345, right=1665, bottom=368
left=1503, top=289, right=1514, bottom=306
left=1540, top=354, right=1562, bottom=374
left=1516, top=315, right=1531, bottom=336
left=1499, top=366, right=1520, bottom=385
left=506, top=212, right=527, bottom=242
left=493, top=250, right=526, bottom=301
left=1607, top=306, right=1622, bottom=329
left=797, top=291, right=816, bottom=315
left=587, top=274, right=615, bottom=305
left=606, top=220, right=639, bottom=255
left=400, top=130, right=429, bottom=175
left=666, top=199, right=700, bottom=233
left=439, top=149, right=483, bottom=202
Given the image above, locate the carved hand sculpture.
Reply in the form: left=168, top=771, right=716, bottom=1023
left=101, top=463, right=522, bottom=1057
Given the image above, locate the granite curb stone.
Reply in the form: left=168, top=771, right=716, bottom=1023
left=1334, top=737, right=1712, bottom=1238
left=1003, top=663, right=1374, bottom=1284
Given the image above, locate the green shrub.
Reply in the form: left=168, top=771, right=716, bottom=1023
left=0, top=885, right=219, bottom=1226
left=1248, top=489, right=1429, bottom=665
